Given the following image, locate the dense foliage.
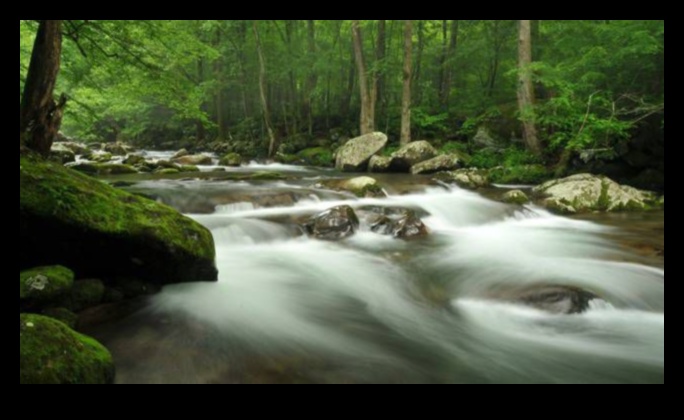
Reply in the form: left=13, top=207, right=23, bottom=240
left=20, top=20, right=664, bottom=162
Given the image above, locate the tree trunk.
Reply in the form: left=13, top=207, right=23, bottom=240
left=376, top=20, right=386, bottom=126
left=400, top=20, right=413, bottom=146
left=351, top=20, right=374, bottom=134
left=302, top=20, right=318, bottom=136
left=20, top=20, right=63, bottom=156
left=439, top=20, right=458, bottom=110
left=517, top=20, right=541, bottom=155
left=414, top=21, right=424, bottom=103
left=213, top=28, right=226, bottom=140
left=253, top=21, right=276, bottom=157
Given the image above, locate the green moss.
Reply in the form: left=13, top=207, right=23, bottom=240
left=218, top=153, right=242, bottom=166
left=20, top=265, right=74, bottom=304
left=297, top=147, right=333, bottom=167
left=20, top=157, right=216, bottom=283
left=275, top=153, right=300, bottom=164
left=381, top=145, right=400, bottom=157
left=71, top=163, right=137, bottom=175
left=596, top=180, right=611, bottom=211
left=20, top=314, right=114, bottom=384
left=180, top=165, right=200, bottom=172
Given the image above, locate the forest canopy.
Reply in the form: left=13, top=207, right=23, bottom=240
left=19, top=20, right=664, bottom=161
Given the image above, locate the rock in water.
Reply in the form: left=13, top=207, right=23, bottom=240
left=20, top=314, right=115, bottom=384
left=304, top=205, right=360, bottom=240
left=219, top=152, right=242, bottom=167
left=410, top=154, right=465, bottom=175
left=433, top=168, right=490, bottom=189
left=390, top=141, right=437, bottom=172
left=368, top=155, right=392, bottom=173
left=49, top=143, right=76, bottom=164
left=335, top=132, right=388, bottom=172
left=514, top=285, right=598, bottom=314
left=533, top=173, right=656, bottom=213
left=502, top=189, right=529, bottom=205
left=369, top=210, right=429, bottom=239
left=172, top=154, right=213, bottom=166
left=20, top=157, right=217, bottom=284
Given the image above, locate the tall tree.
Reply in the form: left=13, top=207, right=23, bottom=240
left=253, top=21, right=276, bottom=157
left=516, top=20, right=541, bottom=155
left=400, top=20, right=413, bottom=146
left=351, top=20, right=374, bottom=134
left=375, top=20, right=387, bottom=125
left=302, top=20, right=318, bottom=135
left=20, top=20, right=64, bottom=156
left=438, top=20, right=458, bottom=110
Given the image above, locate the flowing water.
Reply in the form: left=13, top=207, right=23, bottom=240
left=86, top=156, right=664, bottom=384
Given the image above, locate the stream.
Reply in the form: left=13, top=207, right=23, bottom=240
left=84, top=151, right=664, bottom=384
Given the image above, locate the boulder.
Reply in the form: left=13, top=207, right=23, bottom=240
left=433, top=168, right=490, bottom=189
left=502, top=189, right=529, bottom=205
left=304, top=205, right=360, bottom=241
left=53, top=141, right=91, bottom=155
left=20, top=266, right=74, bottom=308
left=318, top=176, right=385, bottom=198
left=411, top=154, right=464, bottom=175
left=368, top=155, right=392, bottom=173
left=20, top=314, right=115, bottom=384
left=172, top=154, right=213, bottom=166
left=104, top=142, right=135, bottom=156
left=49, top=143, right=76, bottom=164
left=533, top=173, right=656, bottom=213
left=172, top=148, right=189, bottom=159
left=505, top=285, right=598, bottom=315
left=123, top=154, right=146, bottom=166
left=219, top=152, right=242, bottom=167
left=390, top=140, right=437, bottom=172
left=61, top=279, right=106, bottom=312
left=369, top=210, right=428, bottom=239
left=20, top=157, right=217, bottom=285
left=335, top=132, right=388, bottom=172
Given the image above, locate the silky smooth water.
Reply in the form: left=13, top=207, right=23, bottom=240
left=87, top=167, right=664, bottom=384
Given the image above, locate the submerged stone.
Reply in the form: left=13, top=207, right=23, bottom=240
left=304, top=205, right=360, bottom=240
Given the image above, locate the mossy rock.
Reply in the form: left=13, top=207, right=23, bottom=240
left=71, top=163, right=137, bottom=175
left=240, top=171, right=287, bottom=181
left=20, top=265, right=74, bottom=306
left=219, top=153, right=242, bottom=167
left=62, top=279, right=106, bottom=312
left=41, top=307, right=78, bottom=329
left=20, top=314, right=115, bottom=384
left=20, top=157, right=217, bottom=285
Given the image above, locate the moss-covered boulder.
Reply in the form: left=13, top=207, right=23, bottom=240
left=20, top=266, right=74, bottom=307
left=304, top=205, right=360, bottom=241
left=20, top=157, right=217, bottom=285
left=489, top=164, right=551, bottom=184
left=410, top=153, right=465, bottom=175
left=155, top=168, right=180, bottom=175
left=335, top=132, right=388, bottom=172
left=533, top=173, right=657, bottom=214
left=20, top=314, right=115, bottom=384
left=71, top=163, right=137, bottom=175
left=180, top=165, right=200, bottom=172
left=219, top=152, right=242, bottom=167
left=104, top=142, right=135, bottom=156
left=390, top=140, right=438, bottom=172
left=123, top=154, right=146, bottom=166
